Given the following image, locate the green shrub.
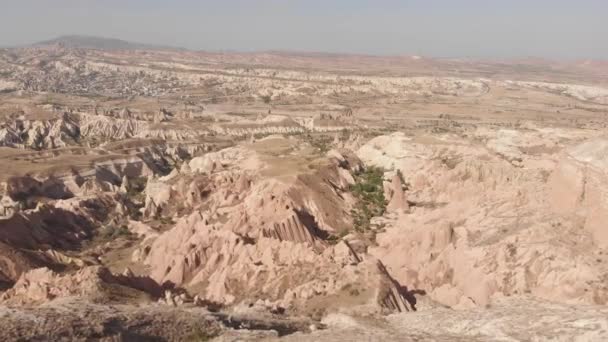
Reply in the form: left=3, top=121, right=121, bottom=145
left=98, top=224, right=133, bottom=241
left=260, top=94, right=272, bottom=104
left=126, top=176, right=147, bottom=201
left=159, top=216, right=175, bottom=225
left=350, top=166, right=386, bottom=232
left=305, top=134, right=333, bottom=155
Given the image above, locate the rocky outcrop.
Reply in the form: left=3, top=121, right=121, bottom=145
left=548, top=137, right=608, bottom=247
left=385, top=173, right=409, bottom=214
left=0, top=266, right=159, bottom=305
left=0, top=241, right=50, bottom=290
left=143, top=210, right=410, bottom=314
left=0, top=300, right=223, bottom=341
left=0, top=195, right=21, bottom=218
left=359, top=132, right=608, bottom=309
left=279, top=297, right=608, bottom=341
left=261, top=215, right=320, bottom=246
left=0, top=112, right=79, bottom=149
left=136, top=143, right=410, bottom=314
left=0, top=195, right=123, bottom=283
left=79, top=112, right=149, bottom=140
left=0, top=200, right=99, bottom=250
left=507, top=80, right=608, bottom=105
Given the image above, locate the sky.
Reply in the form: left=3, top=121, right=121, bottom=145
left=0, top=0, right=607, bottom=59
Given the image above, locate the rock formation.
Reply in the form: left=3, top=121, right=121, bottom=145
left=386, top=172, right=409, bottom=213
left=358, top=131, right=608, bottom=309
left=548, top=137, right=608, bottom=247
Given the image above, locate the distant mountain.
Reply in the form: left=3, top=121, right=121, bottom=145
left=33, top=35, right=185, bottom=51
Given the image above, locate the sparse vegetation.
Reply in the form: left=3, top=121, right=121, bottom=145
left=159, top=216, right=176, bottom=225
left=339, top=128, right=351, bottom=141
left=118, top=175, right=147, bottom=221
left=340, top=283, right=362, bottom=296
left=42, top=94, right=58, bottom=106
left=126, top=176, right=147, bottom=202
left=350, top=166, right=386, bottom=232
left=260, top=94, right=272, bottom=104
left=305, top=133, right=333, bottom=155
left=326, top=229, right=349, bottom=244
left=185, top=328, right=219, bottom=342
left=98, top=224, right=133, bottom=241
left=253, top=132, right=269, bottom=139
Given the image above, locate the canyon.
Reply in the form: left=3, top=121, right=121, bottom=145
left=0, top=39, right=607, bottom=340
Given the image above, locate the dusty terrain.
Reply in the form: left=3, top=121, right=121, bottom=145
left=0, top=39, right=608, bottom=340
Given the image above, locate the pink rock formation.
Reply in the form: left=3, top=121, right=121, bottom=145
left=0, top=266, right=159, bottom=305
left=359, top=132, right=608, bottom=309
left=137, top=145, right=410, bottom=313
left=144, top=209, right=410, bottom=313
left=548, top=137, right=608, bottom=247
left=386, top=172, right=409, bottom=213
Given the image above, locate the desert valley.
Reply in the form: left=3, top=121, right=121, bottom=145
left=0, top=36, right=607, bottom=340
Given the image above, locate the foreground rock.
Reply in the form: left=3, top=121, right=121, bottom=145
left=0, top=266, right=160, bottom=305
left=276, top=297, right=608, bottom=342
left=0, top=299, right=222, bottom=341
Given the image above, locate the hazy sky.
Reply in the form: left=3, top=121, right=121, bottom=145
left=1, top=0, right=607, bottom=59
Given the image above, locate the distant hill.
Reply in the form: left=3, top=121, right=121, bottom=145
left=33, top=35, right=185, bottom=51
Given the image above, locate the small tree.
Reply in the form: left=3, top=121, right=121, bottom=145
left=260, top=94, right=272, bottom=104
